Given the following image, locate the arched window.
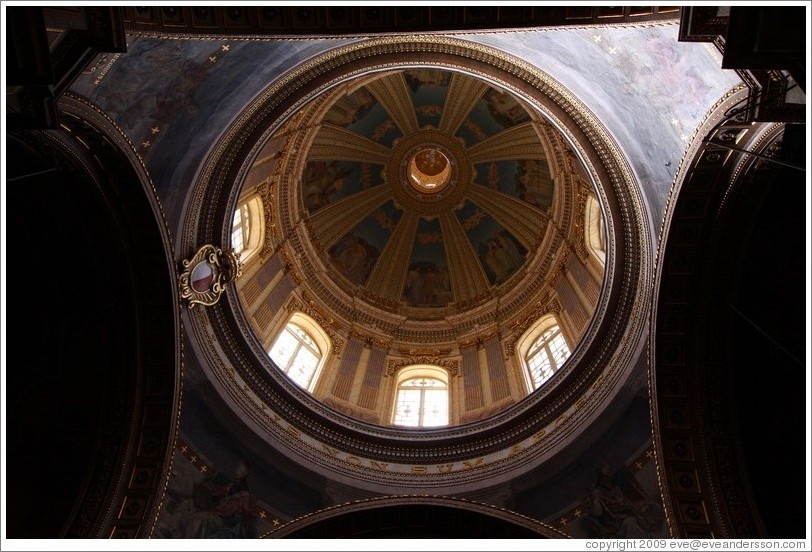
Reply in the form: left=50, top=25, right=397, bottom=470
left=269, top=316, right=329, bottom=391
left=392, top=366, right=449, bottom=427
left=585, top=194, right=606, bottom=266
left=231, top=196, right=264, bottom=263
left=231, top=203, right=251, bottom=255
left=525, top=324, right=570, bottom=390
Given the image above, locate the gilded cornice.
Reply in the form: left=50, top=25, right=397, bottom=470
left=385, top=357, right=460, bottom=377
left=395, top=346, right=454, bottom=357
left=347, top=327, right=392, bottom=350
left=457, top=329, right=501, bottom=351
left=573, top=183, right=592, bottom=261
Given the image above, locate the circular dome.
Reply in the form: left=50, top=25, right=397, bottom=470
left=232, top=63, right=610, bottom=427
left=185, top=36, right=651, bottom=491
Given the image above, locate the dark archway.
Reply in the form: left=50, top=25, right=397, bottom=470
left=5, top=106, right=179, bottom=537
left=653, top=119, right=806, bottom=538
left=267, top=496, right=566, bottom=538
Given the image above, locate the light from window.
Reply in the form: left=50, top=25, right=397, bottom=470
left=526, top=325, right=570, bottom=390
left=586, top=195, right=606, bottom=265
left=269, top=322, right=321, bottom=389
left=231, top=204, right=251, bottom=255
left=393, top=377, right=448, bottom=427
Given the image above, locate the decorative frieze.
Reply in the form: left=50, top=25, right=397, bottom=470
left=385, top=356, right=460, bottom=377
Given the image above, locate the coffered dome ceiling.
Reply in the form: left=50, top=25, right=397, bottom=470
left=255, top=65, right=601, bottom=350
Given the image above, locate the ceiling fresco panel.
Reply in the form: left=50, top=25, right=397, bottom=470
left=303, top=160, right=384, bottom=213
left=327, top=200, right=403, bottom=287
left=404, top=217, right=454, bottom=308
left=68, top=36, right=352, bottom=230
left=328, top=232, right=379, bottom=287
left=466, top=25, right=742, bottom=230
left=403, top=68, right=451, bottom=129
left=455, top=199, right=528, bottom=286
left=473, top=159, right=554, bottom=212
left=455, top=86, right=533, bottom=147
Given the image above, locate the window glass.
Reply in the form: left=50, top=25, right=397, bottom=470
left=526, top=325, right=570, bottom=390
left=393, top=376, right=448, bottom=427
left=269, top=322, right=321, bottom=389
left=232, top=204, right=251, bottom=255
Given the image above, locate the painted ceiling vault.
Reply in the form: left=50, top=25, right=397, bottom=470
left=249, top=58, right=601, bottom=362
left=301, top=68, right=556, bottom=312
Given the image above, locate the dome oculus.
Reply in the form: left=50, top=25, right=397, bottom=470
left=408, top=147, right=452, bottom=193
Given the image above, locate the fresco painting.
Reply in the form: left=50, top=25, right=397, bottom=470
left=594, top=30, right=718, bottom=145
left=560, top=459, right=667, bottom=538
left=323, top=86, right=377, bottom=128
left=165, top=366, right=327, bottom=533
left=403, top=68, right=451, bottom=129
left=69, top=36, right=352, bottom=233
left=71, top=37, right=217, bottom=145
left=329, top=234, right=379, bottom=286
left=506, top=391, right=667, bottom=538
left=403, top=218, right=453, bottom=307
left=303, top=160, right=383, bottom=212
left=641, top=33, right=716, bottom=121
left=474, top=159, right=554, bottom=211
left=482, top=87, right=532, bottom=128
left=580, top=461, right=665, bottom=538
left=154, top=450, right=268, bottom=538
left=330, top=87, right=402, bottom=148
left=329, top=202, right=402, bottom=286
left=455, top=86, right=531, bottom=146
left=466, top=27, right=741, bottom=226
left=456, top=200, right=527, bottom=286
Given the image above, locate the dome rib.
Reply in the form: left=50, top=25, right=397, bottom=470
left=365, top=210, right=420, bottom=300
left=438, top=211, right=491, bottom=302
left=467, top=184, right=547, bottom=252
left=438, top=73, right=489, bottom=135
left=310, top=123, right=391, bottom=164
left=366, top=73, right=421, bottom=136
left=309, top=185, right=391, bottom=249
left=468, top=121, right=548, bottom=164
